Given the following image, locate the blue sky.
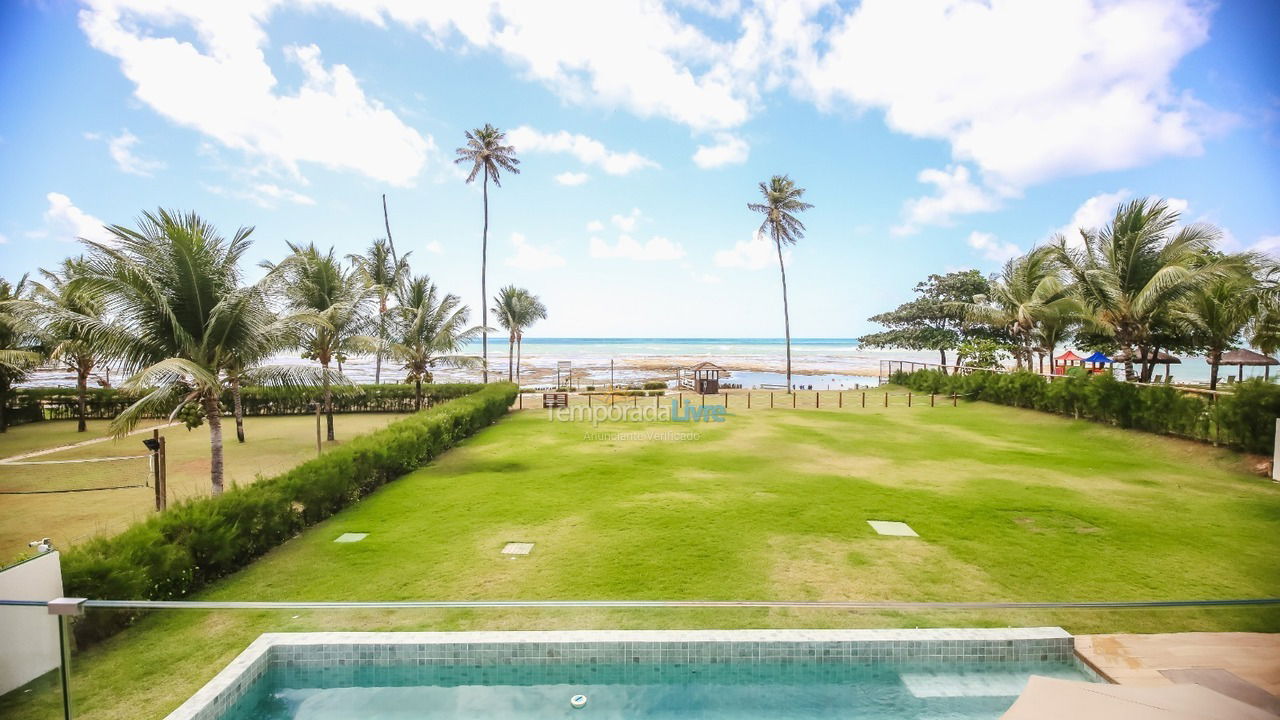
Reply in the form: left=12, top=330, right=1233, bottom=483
left=1, top=0, right=1278, bottom=338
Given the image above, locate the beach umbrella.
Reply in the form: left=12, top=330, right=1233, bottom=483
left=1215, top=348, right=1279, bottom=380
left=1083, top=351, right=1111, bottom=363
left=1000, top=675, right=1275, bottom=720
left=1112, top=349, right=1181, bottom=381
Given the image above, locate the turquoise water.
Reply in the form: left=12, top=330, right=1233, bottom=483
left=220, top=660, right=1094, bottom=719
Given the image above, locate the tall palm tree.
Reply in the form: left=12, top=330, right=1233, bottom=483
left=455, top=124, right=520, bottom=383
left=748, top=175, right=813, bottom=392
left=1172, top=268, right=1260, bottom=390
left=68, top=209, right=319, bottom=494
left=1054, top=198, right=1227, bottom=381
left=1032, top=302, right=1081, bottom=374
left=491, top=286, right=547, bottom=383
left=29, top=257, right=115, bottom=432
left=267, top=242, right=373, bottom=442
left=389, top=275, right=484, bottom=410
left=347, top=238, right=411, bottom=384
left=957, top=247, right=1074, bottom=369
left=0, top=275, right=42, bottom=433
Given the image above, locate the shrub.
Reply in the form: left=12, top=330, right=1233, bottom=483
left=642, top=381, right=667, bottom=390
left=62, top=383, right=518, bottom=647
left=890, top=368, right=1274, bottom=456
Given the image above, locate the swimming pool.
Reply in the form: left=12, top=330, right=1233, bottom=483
left=169, top=629, right=1100, bottom=720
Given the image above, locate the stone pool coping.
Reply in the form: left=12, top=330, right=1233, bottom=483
left=163, top=627, right=1076, bottom=720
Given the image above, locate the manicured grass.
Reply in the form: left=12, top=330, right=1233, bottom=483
left=3, top=398, right=1278, bottom=719
left=0, top=418, right=169, bottom=460
left=0, top=414, right=408, bottom=561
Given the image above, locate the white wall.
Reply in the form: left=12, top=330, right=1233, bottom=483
left=0, top=551, right=63, bottom=695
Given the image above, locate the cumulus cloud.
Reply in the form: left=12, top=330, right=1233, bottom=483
left=611, top=208, right=642, bottom=232
left=1251, top=235, right=1280, bottom=256
left=554, top=171, right=589, bottom=186
left=43, top=192, right=112, bottom=244
left=692, top=133, right=749, bottom=168
left=508, top=127, right=657, bottom=175
left=892, top=165, right=1001, bottom=235
left=506, top=232, right=565, bottom=270
left=713, top=230, right=785, bottom=270
left=424, top=240, right=444, bottom=254
left=589, top=234, right=685, bottom=261
left=0, top=233, right=8, bottom=245
left=206, top=182, right=316, bottom=208
left=804, top=0, right=1226, bottom=189
left=586, top=220, right=605, bottom=232
left=79, top=1, right=431, bottom=184
left=966, top=231, right=1021, bottom=263
left=90, top=129, right=165, bottom=176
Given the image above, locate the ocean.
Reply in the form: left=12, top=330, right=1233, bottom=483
left=18, top=338, right=1259, bottom=389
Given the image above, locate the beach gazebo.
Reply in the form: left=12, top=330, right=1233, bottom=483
left=1215, top=348, right=1279, bottom=382
left=1082, top=351, right=1111, bottom=374
left=1053, top=350, right=1082, bottom=375
left=1112, top=349, right=1181, bottom=381
left=678, top=362, right=723, bottom=394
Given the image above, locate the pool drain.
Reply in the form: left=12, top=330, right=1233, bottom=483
left=570, top=694, right=587, bottom=709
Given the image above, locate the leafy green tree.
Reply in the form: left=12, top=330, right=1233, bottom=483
left=492, top=286, right=548, bottom=383
left=347, top=238, right=411, bottom=384
left=0, top=275, right=42, bottom=433
left=267, top=242, right=373, bottom=441
left=29, top=257, right=116, bottom=432
left=1172, top=270, right=1260, bottom=390
left=959, top=246, right=1075, bottom=369
left=748, top=175, right=813, bottom=391
left=455, top=124, right=520, bottom=384
left=389, top=275, right=484, bottom=410
left=1054, top=198, right=1228, bottom=381
left=70, top=209, right=320, bottom=494
left=860, top=270, right=993, bottom=369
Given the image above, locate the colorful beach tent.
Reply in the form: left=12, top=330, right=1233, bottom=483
left=1055, top=351, right=1082, bottom=362
left=1083, top=351, right=1111, bottom=363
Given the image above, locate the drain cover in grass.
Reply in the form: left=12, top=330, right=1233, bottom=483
left=502, top=542, right=534, bottom=555
left=867, top=521, right=918, bottom=537
left=334, top=533, right=368, bottom=543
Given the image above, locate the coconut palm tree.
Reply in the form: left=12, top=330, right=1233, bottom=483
left=68, top=209, right=321, bottom=494
left=347, top=238, right=411, bottom=384
left=957, top=247, right=1074, bottom=369
left=747, top=175, right=813, bottom=392
left=491, top=286, right=548, bottom=383
left=455, top=124, right=520, bottom=384
left=0, top=275, right=42, bottom=433
left=1172, top=268, right=1260, bottom=390
left=29, top=257, right=115, bottom=432
left=1054, top=198, right=1227, bottom=381
left=267, top=242, right=374, bottom=442
left=389, top=275, right=484, bottom=410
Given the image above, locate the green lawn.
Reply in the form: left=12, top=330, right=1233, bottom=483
left=0, top=414, right=408, bottom=561
left=3, top=397, right=1278, bottom=719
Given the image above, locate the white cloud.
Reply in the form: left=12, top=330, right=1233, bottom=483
left=79, top=2, right=431, bottom=185
left=804, top=0, right=1227, bottom=188
left=586, top=220, right=605, bottom=232
left=506, top=232, right=565, bottom=270
left=508, top=126, right=657, bottom=175
left=0, top=233, right=8, bottom=245
left=966, top=231, right=1021, bottom=263
left=206, top=182, right=315, bottom=208
left=424, top=240, right=444, bottom=254
left=43, top=192, right=112, bottom=244
left=713, top=230, right=785, bottom=270
left=1251, top=235, right=1280, bottom=256
left=692, top=132, right=749, bottom=168
left=91, top=129, right=165, bottom=176
left=611, top=208, right=642, bottom=232
left=589, top=234, right=685, bottom=261
left=554, top=171, right=589, bottom=186
left=893, top=165, right=1001, bottom=235
left=1051, top=190, right=1132, bottom=246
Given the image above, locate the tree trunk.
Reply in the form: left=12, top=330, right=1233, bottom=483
left=508, top=335, right=515, bottom=381
left=414, top=377, right=423, bottom=412
left=375, top=293, right=386, bottom=384
left=481, top=172, right=489, bottom=383
left=203, top=392, right=225, bottom=496
left=775, top=238, right=792, bottom=392
left=1209, top=349, right=1222, bottom=391
left=76, top=368, right=88, bottom=433
left=0, top=379, right=8, bottom=433
left=516, top=336, right=523, bottom=385
left=939, top=348, right=947, bottom=372
left=322, top=360, right=335, bottom=441
left=231, top=374, right=245, bottom=443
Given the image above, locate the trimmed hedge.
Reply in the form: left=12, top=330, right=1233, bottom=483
left=890, top=369, right=1279, bottom=455
left=7, top=383, right=478, bottom=422
left=62, top=382, right=517, bottom=647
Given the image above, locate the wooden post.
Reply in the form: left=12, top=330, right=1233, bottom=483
left=908, top=392, right=912, bottom=407
left=792, top=392, right=796, bottom=408
left=634, top=394, right=638, bottom=408
left=519, top=393, right=523, bottom=410
left=952, top=393, right=957, bottom=407
left=816, top=391, right=820, bottom=408
left=931, top=393, right=935, bottom=407
left=723, top=392, right=727, bottom=408
left=589, top=393, right=593, bottom=407
left=679, top=392, right=683, bottom=408
left=862, top=391, right=866, bottom=408
left=747, top=393, right=751, bottom=409
left=770, top=392, right=774, bottom=408
left=884, top=392, right=888, bottom=407
left=839, top=391, right=843, bottom=408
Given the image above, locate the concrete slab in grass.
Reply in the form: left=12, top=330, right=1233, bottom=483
left=867, top=520, right=919, bottom=537
left=334, top=533, right=368, bottom=543
left=502, top=542, right=534, bottom=555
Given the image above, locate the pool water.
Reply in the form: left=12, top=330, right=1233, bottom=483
left=220, top=660, right=1095, bottom=719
